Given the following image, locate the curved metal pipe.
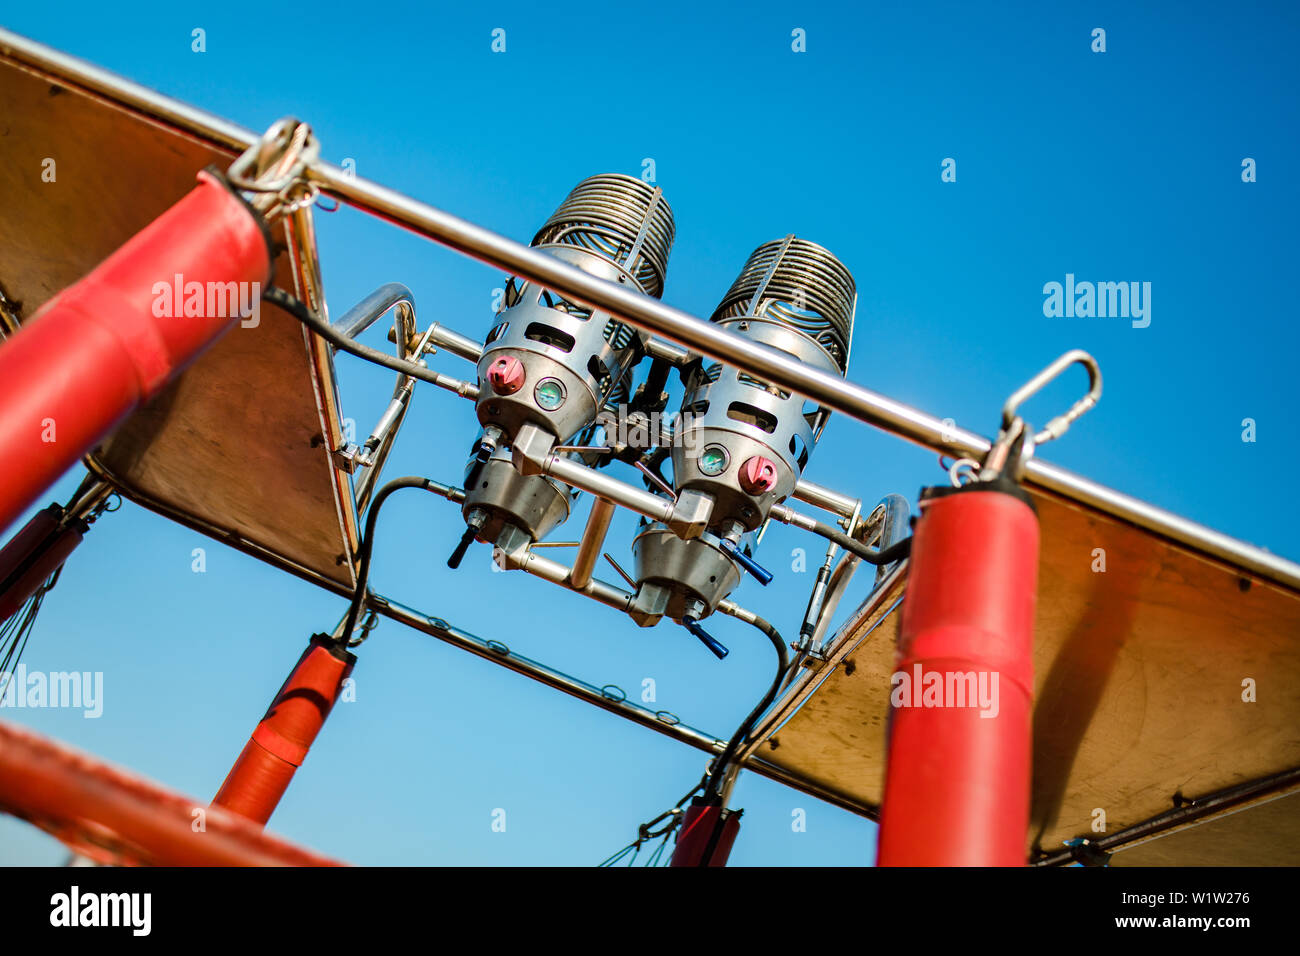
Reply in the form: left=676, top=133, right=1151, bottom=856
left=874, top=493, right=910, bottom=582
left=331, top=281, right=413, bottom=340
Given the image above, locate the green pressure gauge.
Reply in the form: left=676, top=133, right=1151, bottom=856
left=698, top=444, right=729, bottom=476
left=534, top=378, right=567, bottom=411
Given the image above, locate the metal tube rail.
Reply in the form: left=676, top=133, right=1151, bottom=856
left=337, top=284, right=421, bottom=514
left=336, top=284, right=481, bottom=362
left=874, top=492, right=911, bottom=582
left=644, top=337, right=692, bottom=366
left=366, top=315, right=443, bottom=456
left=512, top=547, right=634, bottom=613
left=366, top=593, right=876, bottom=818
left=793, top=479, right=860, bottom=519
left=3, top=26, right=1296, bottom=590
left=287, top=205, right=330, bottom=323
left=365, top=382, right=416, bottom=458
left=542, top=454, right=676, bottom=526
left=1032, top=766, right=1300, bottom=867
left=425, top=323, right=484, bottom=363
left=354, top=380, right=414, bottom=516
left=372, top=593, right=716, bottom=742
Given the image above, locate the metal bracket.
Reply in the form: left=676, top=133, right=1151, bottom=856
left=332, top=443, right=365, bottom=474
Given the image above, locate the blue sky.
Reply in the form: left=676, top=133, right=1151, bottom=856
left=2, top=0, right=1297, bottom=865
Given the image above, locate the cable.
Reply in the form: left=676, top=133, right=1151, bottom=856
left=629, top=357, right=671, bottom=416
left=264, top=286, right=466, bottom=392
left=0, top=567, right=61, bottom=701
left=337, top=476, right=462, bottom=648
left=805, top=516, right=911, bottom=566
left=703, top=612, right=789, bottom=800
left=686, top=613, right=791, bottom=866
left=598, top=773, right=708, bottom=867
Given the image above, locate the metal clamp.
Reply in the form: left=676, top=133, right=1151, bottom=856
left=346, top=607, right=379, bottom=648
left=978, top=417, right=1033, bottom=483
left=227, top=117, right=321, bottom=221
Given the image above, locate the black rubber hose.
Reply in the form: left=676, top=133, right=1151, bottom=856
left=689, top=537, right=908, bottom=864
left=338, top=476, right=456, bottom=647
left=631, top=357, right=671, bottom=415
left=264, top=286, right=456, bottom=390
left=703, top=613, right=790, bottom=800
left=690, top=614, right=793, bottom=865
left=806, top=518, right=911, bottom=566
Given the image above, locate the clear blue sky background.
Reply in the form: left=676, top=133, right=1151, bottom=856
left=2, top=1, right=1297, bottom=865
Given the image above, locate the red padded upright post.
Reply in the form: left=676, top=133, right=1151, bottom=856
left=0, top=171, right=271, bottom=533
left=0, top=505, right=84, bottom=623
left=876, top=479, right=1039, bottom=866
left=669, top=799, right=742, bottom=867
left=212, top=636, right=356, bottom=826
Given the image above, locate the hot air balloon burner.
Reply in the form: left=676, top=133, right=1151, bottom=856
left=631, top=236, right=857, bottom=624
left=453, top=174, right=677, bottom=565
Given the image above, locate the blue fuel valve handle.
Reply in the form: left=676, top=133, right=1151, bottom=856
left=682, top=616, right=729, bottom=659
left=719, top=539, right=774, bottom=586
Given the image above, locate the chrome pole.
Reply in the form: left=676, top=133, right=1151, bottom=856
left=542, top=454, right=675, bottom=526
left=793, top=479, right=860, bottom=519
left=570, top=498, right=615, bottom=591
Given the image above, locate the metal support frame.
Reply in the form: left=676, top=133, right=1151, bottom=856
left=332, top=283, right=422, bottom=515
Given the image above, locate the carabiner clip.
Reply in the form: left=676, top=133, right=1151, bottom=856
left=978, top=349, right=1102, bottom=482
left=1001, top=349, right=1103, bottom=446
